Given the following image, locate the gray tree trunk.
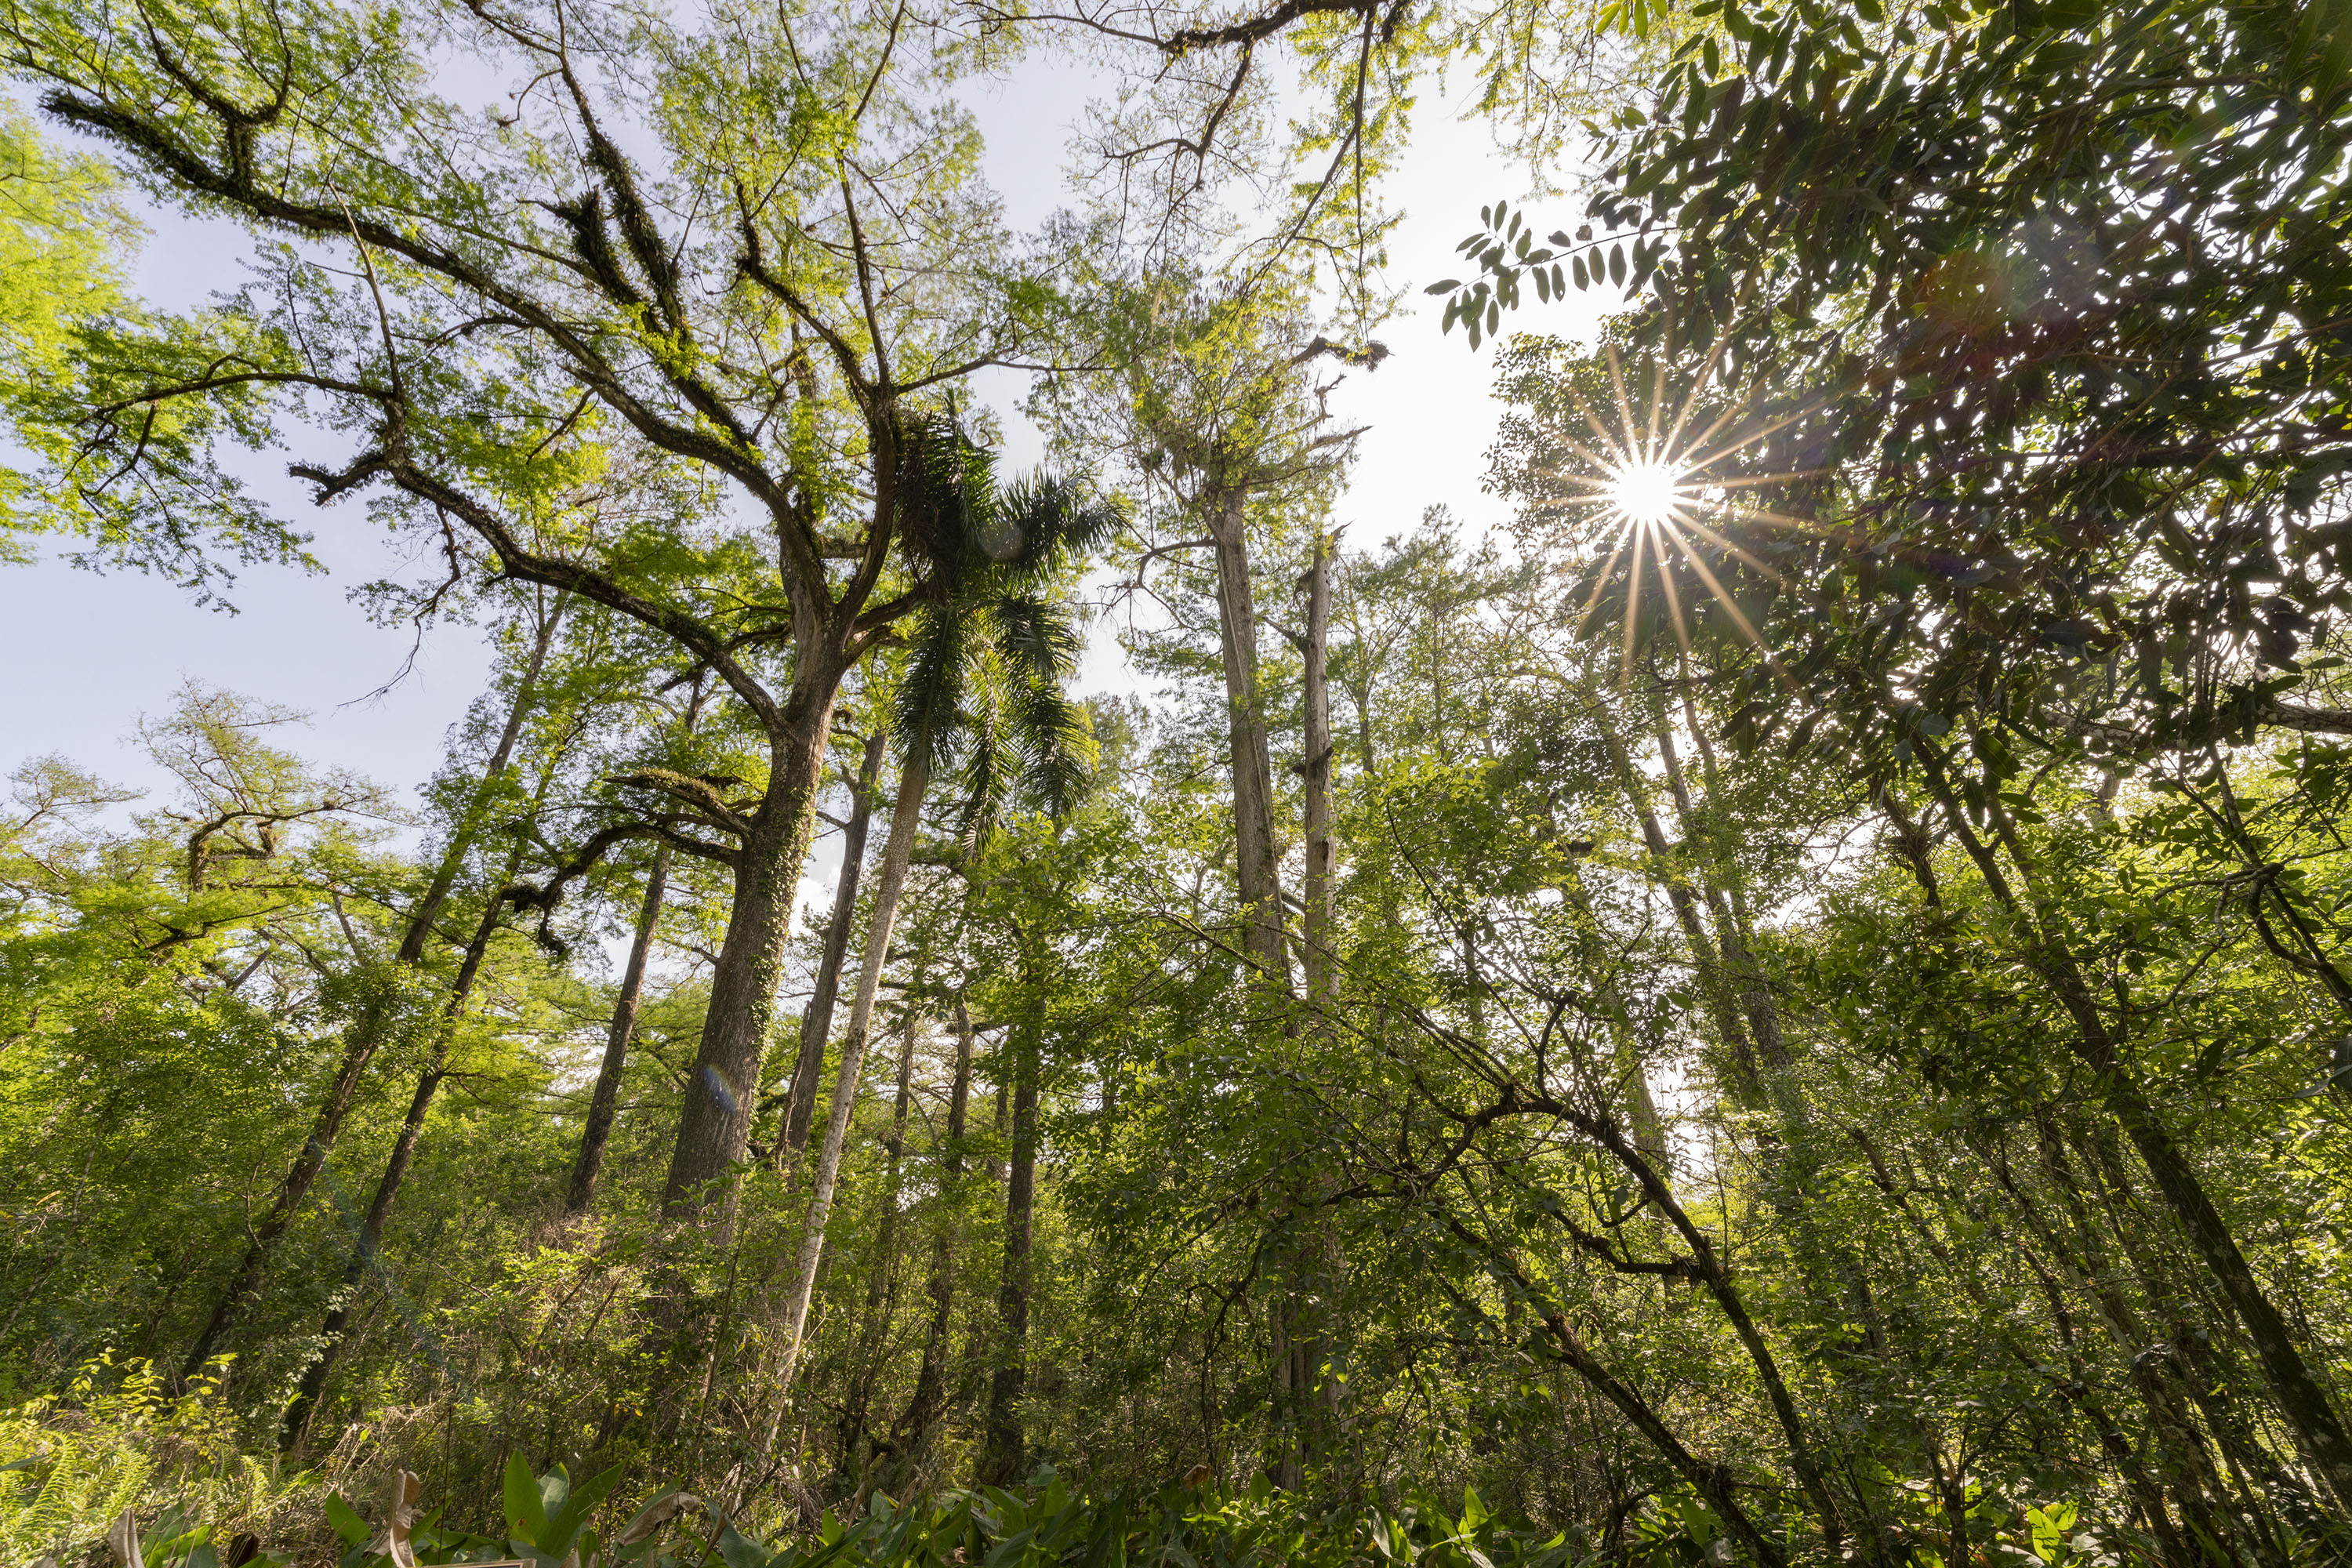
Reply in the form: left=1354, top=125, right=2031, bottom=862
left=784, top=731, right=889, bottom=1163
left=566, top=848, right=671, bottom=1215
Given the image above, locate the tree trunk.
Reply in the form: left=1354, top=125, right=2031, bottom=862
left=1298, top=534, right=1334, bottom=1017
left=565, top=848, right=671, bottom=1216
left=980, top=982, right=1040, bottom=1486
left=893, top=997, right=977, bottom=1471
left=1207, top=488, right=1290, bottom=989
left=784, top=731, right=888, bottom=1163
left=278, top=850, right=517, bottom=1448
left=842, top=1001, right=923, bottom=1459
left=1919, top=753, right=2352, bottom=1510
left=660, top=659, right=843, bottom=1225
left=766, top=748, right=927, bottom=1414
left=1595, top=711, right=1763, bottom=1106
left=1273, top=533, right=1345, bottom=1490
left=179, top=597, right=564, bottom=1385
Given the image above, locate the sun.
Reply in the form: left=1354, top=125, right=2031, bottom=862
left=1533, top=328, right=1838, bottom=688
left=1603, top=459, right=1689, bottom=526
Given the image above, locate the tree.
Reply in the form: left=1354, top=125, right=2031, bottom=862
left=766, top=419, right=1118, bottom=1425
left=5, top=0, right=1073, bottom=1233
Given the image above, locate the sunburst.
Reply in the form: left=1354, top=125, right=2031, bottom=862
left=1537, top=320, right=1849, bottom=686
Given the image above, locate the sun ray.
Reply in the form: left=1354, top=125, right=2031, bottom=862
left=1661, top=320, right=1741, bottom=462
left=1676, top=393, right=1841, bottom=475
left=1646, top=313, right=1670, bottom=465
left=1650, top=524, right=1697, bottom=659
left=1621, top=517, right=1651, bottom=684
left=1573, top=521, right=1639, bottom=639
left=1715, top=499, right=1863, bottom=545
left=1669, top=512, right=1791, bottom=585
left=1602, top=341, right=1642, bottom=466
left=1560, top=379, right=1635, bottom=467
left=1708, top=469, right=1837, bottom=491
left=1542, top=308, right=1854, bottom=693
left=1656, top=517, right=1800, bottom=694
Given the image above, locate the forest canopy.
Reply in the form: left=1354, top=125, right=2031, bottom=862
left=2, top=0, right=2350, bottom=1566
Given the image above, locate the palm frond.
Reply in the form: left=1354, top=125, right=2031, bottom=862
left=992, top=472, right=1127, bottom=576
left=893, top=604, right=968, bottom=775
left=953, top=665, right=1023, bottom=851
left=991, top=593, right=1085, bottom=685
left=893, top=412, right=1000, bottom=584
left=1011, top=677, right=1097, bottom=819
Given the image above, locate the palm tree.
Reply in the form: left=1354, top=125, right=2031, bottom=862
left=762, top=413, right=1120, bottom=1434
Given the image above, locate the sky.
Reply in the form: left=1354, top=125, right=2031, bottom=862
left=0, top=33, right=1617, bottom=932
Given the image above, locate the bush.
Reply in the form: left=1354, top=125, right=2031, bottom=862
left=0, top=1356, right=302, bottom=1566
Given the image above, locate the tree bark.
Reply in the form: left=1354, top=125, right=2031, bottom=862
left=1454, top=1221, right=1788, bottom=1568
left=1918, top=750, right=2352, bottom=1510
left=766, top=748, right=927, bottom=1414
left=1595, top=712, right=1762, bottom=1105
left=980, top=982, right=1041, bottom=1486
left=565, top=848, right=671, bottom=1216
left=1207, top=487, right=1290, bottom=989
left=1298, top=534, right=1334, bottom=1017
left=842, top=1001, right=923, bottom=1459
left=893, top=997, right=977, bottom=1471
left=179, top=596, right=564, bottom=1386
left=784, top=731, right=889, bottom=1163
left=659, top=655, right=844, bottom=1225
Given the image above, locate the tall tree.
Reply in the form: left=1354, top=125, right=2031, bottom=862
left=9, top=0, right=1070, bottom=1232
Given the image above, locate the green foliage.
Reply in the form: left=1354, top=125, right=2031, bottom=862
left=0, top=1357, right=301, bottom=1566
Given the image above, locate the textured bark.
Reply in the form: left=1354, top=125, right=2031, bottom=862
left=179, top=603, right=562, bottom=1386
left=659, top=655, right=844, bottom=1224
left=565, top=849, right=671, bottom=1215
left=767, top=749, right=927, bottom=1409
left=1298, top=535, right=1334, bottom=1016
left=893, top=998, right=977, bottom=1469
left=1207, top=488, right=1290, bottom=988
left=784, top=731, right=889, bottom=1163
left=979, top=996, right=1040, bottom=1486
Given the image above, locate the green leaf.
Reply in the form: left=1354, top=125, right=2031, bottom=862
left=505, top=1453, right=550, bottom=1544
left=717, top=1525, right=767, bottom=1568
left=324, top=1494, right=370, bottom=1549
left=543, top=1464, right=625, bottom=1558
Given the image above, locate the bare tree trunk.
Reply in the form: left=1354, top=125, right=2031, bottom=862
left=565, top=848, right=671, bottom=1215
left=980, top=973, right=1040, bottom=1486
left=842, top=1003, right=923, bottom=1458
left=1298, top=534, right=1334, bottom=1016
left=1273, top=533, right=1345, bottom=1491
left=278, top=833, right=523, bottom=1447
left=784, top=731, right=888, bottom=1163
left=1207, top=488, right=1290, bottom=989
left=180, top=595, right=564, bottom=1386
left=893, top=998, right=977, bottom=1471
left=765, top=749, right=927, bottom=1421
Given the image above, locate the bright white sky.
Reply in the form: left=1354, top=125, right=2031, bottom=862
left=0, top=38, right=1618, bottom=931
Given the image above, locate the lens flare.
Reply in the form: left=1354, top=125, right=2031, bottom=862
left=1603, top=460, right=1688, bottom=525
left=1537, top=329, right=1838, bottom=691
